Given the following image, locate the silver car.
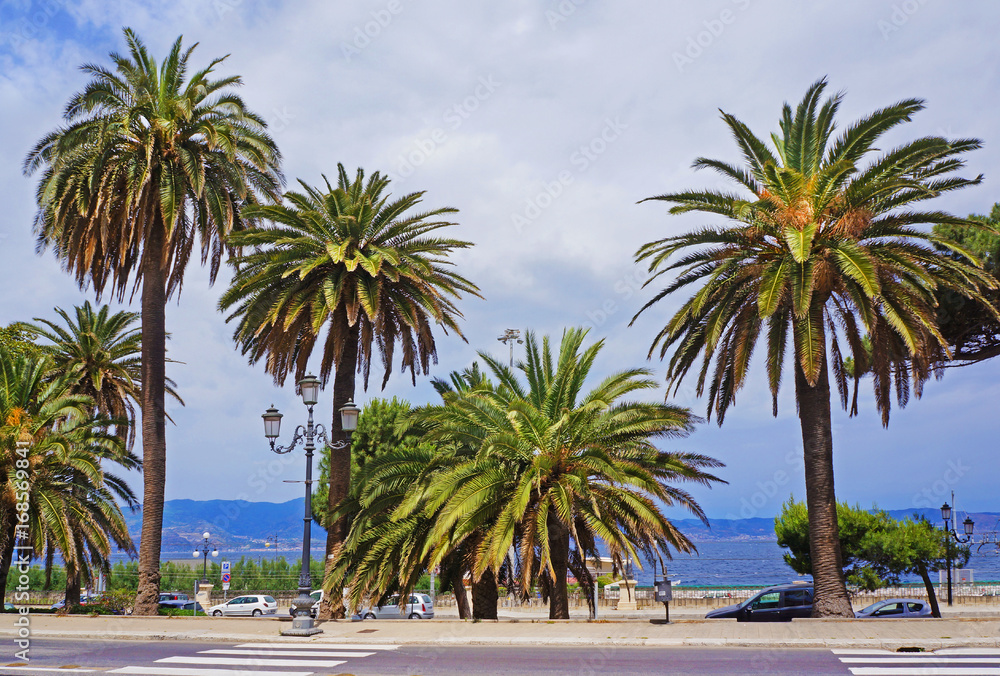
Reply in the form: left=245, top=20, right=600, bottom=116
left=359, top=593, right=434, bottom=620
left=208, top=594, right=278, bottom=617
left=855, top=598, right=933, bottom=618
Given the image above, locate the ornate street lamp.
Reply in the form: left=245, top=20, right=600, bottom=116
left=192, top=531, right=220, bottom=584
left=263, top=376, right=359, bottom=636
left=940, top=502, right=974, bottom=607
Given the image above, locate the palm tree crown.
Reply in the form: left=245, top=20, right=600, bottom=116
left=220, top=164, right=480, bottom=389
left=634, top=78, right=996, bottom=425
left=25, top=27, right=283, bottom=299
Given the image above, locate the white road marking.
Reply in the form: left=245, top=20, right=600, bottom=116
left=843, top=658, right=1000, bottom=664
left=111, top=668, right=312, bottom=676
left=158, top=655, right=345, bottom=668
left=1, top=668, right=97, bottom=673
left=234, top=641, right=399, bottom=650
left=848, top=669, right=1000, bottom=676
left=201, top=648, right=374, bottom=657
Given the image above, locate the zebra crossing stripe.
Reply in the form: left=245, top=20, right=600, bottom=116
left=234, top=641, right=399, bottom=650
left=111, top=668, right=313, bottom=676
left=201, top=648, right=375, bottom=658
left=158, top=655, right=345, bottom=668
left=847, top=669, right=1000, bottom=676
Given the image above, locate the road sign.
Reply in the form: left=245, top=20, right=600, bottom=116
left=221, top=560, right=231, bottom=590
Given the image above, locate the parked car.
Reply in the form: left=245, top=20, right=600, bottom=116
left=357, top=593, right=434, bottom=620
left=855, top=598, right=932, bottom=619
left=158, top=592, right=188, bottom=603
left=208, top=595, right=278, bottom=617
left=705, top=583, right=813, bottom=621
left=50, top=593, right=102, bottom=611
left=159, top=599, right=204, bottom=613
left=287, top=589, right=323, bottom=618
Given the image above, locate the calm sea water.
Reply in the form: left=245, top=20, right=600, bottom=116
left=637, top=540, right=1000, bottom=588
left=118, top=541, right=1000, bottom=588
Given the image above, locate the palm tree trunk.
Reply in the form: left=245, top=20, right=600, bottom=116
left=547, top=512, right=570, bottom=619
left=452, top=575, right=471, bottom=619
left=0, top=510, right=16, bottom=603
left=43, top=542, right=54, bottom=590
left=318, top=323, right=360, bottom=621
left=65, top=564, right=81, bottom=607
left=793, top=320, right=854, bottom=618
left=918, top=563, right=941, bottom=618
left=471, top=568, right=498, bottom=620
left=134, top=220, right=168, bottom=616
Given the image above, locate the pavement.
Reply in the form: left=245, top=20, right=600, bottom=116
left=4, top=604, right=999, bottom=651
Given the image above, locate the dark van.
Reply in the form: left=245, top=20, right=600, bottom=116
left=705, top=583, right=814, bottom=621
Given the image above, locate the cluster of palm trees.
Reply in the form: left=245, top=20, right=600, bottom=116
left=21, top=25, right=997, bottom=620
left=327, top=329, right=724, bottom=619
left=0, top=303, right=142, bottom=607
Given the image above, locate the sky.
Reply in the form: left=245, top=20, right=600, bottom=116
left=0, top=0, right=997, bottom=525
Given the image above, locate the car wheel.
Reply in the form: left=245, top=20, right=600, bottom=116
left=213, top=610, right=222, bottom=617
left=252, top=609, right=262, bottom=617
left=364, top=612, right=376, bottom=620
left=408, top=612, right=420, bottom=619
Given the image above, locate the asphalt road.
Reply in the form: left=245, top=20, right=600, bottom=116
left=6, top=638, right=855, bottom=675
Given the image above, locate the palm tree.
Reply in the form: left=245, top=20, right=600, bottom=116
left=19, top=302, right=148, bottom=602
left=19, top=302, right=182, bottom=450
left=220, top=165, right=480, bottom=617
left=25, top=28, right=282, bottom=614
left=0, top=344, right=134, bottom=603
left=328, top=367, right=491, bottom=620
left=631, top=78, right=997, bottom=616
left=419, top=329, right=724, bottom=619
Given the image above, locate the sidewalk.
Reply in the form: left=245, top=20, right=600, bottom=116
left=6, top=612, right=999, bottom=650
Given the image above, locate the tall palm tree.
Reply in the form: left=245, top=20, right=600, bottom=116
left=419, top=329, right=724, bottom=619
left=220, top=165, right=480, bottom=618
left=25, top=28, right=282, bottom=614
left=631, top=78, right=997, bottom=616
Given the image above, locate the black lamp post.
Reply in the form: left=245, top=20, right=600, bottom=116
left=263, top=375, right=360, bottom=636
left=192, top=531, right=219, bottom=583
left=940, top=502, right=974, bottom=607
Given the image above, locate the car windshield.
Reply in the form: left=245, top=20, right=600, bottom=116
left=860, top=601, right=884, bottom=614
left=264, top=596, right=276, bottom=604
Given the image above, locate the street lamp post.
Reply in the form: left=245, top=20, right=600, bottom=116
left=192, top=532, right=219, bottom=584
left=940, top=501, right=974, bottom=607
left=262, top=375, right=360, bottom=636
left=497, top=328, right=523, bottom=367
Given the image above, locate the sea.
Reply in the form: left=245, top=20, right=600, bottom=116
left=144, top=540, right=1000, bottom=588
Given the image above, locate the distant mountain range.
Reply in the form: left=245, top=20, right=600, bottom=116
left=125, top=499, right=999, bottom=551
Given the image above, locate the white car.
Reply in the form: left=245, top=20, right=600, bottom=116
left=288, top=590, right=324, bottom=618
left=358, top=593, right=434, bottom=620
left=208, top=594, right=278, bottom=617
